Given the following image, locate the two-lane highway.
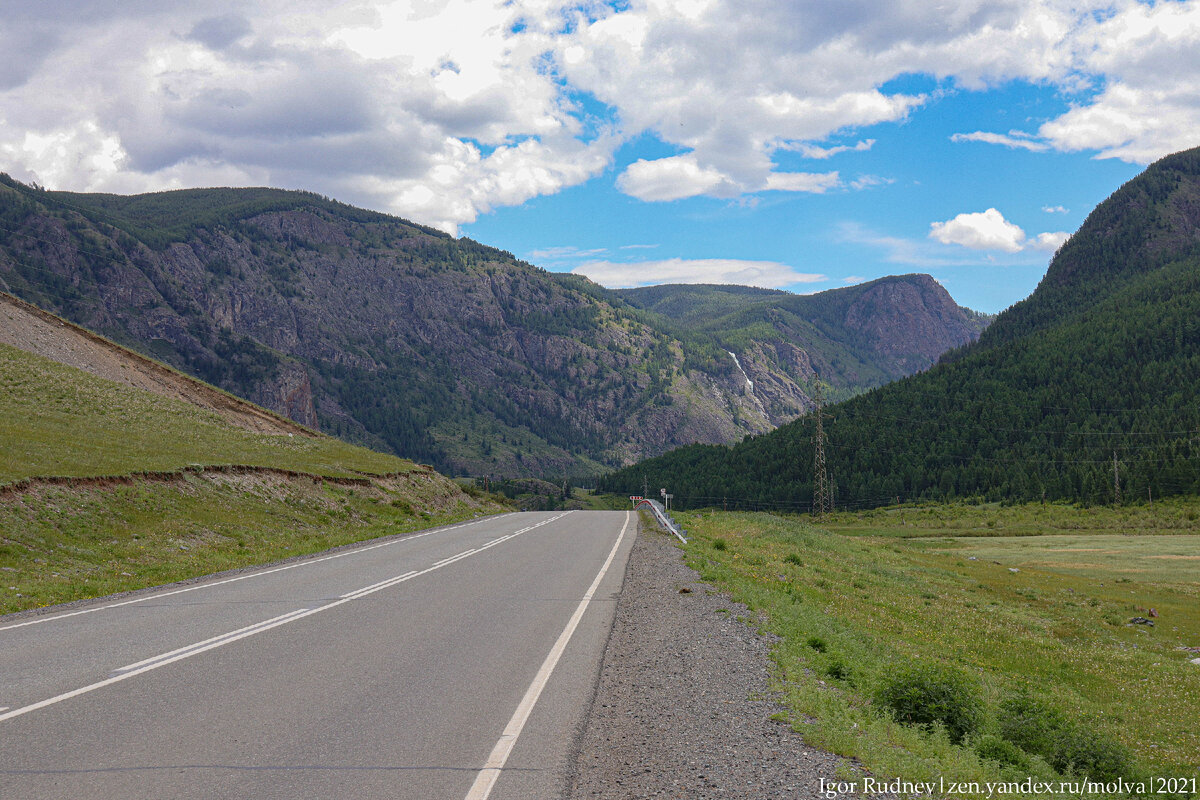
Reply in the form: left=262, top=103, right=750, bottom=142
left=0, top=510, right=635, bottom=799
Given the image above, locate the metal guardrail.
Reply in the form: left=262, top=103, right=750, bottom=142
left=635, top=499, right=688, bottom=543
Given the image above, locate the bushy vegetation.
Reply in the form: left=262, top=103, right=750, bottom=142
left=875, top=662, right=983, bottom=744
left=996, top=695, right=1134, bottom=782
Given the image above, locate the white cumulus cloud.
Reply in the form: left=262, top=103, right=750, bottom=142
left=1030, top=230, right=1071, bottom=252
left=616, top=155, right=739, bottom=202
left=5, top=0, right=1200, bottom=231
left=929, top=208, right=1068, bottom=254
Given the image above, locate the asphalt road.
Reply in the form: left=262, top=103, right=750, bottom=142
left=0, top=510, right=635, bottom=800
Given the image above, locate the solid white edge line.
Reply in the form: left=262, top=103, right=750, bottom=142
left=0, top=515, right=504, bottom=633
left=0, top=512, right=573, bottom=725
left=463, top=510, right=632, bottom=800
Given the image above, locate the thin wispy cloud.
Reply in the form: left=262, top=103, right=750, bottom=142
left=951, top=131, right=1051, bottom=152
left=788, top=139, right=875, bottom=160
left=527, top=246, right=608, bottom=260
left=572, top=258, right=825, bottom=290
left=849, top=174, right=893, bottom=191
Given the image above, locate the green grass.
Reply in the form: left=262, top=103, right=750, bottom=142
left=1, top=343, right=412, bottom=484
left=1, top=473, right=504, bottom=615
left=675, top=504, right=1200, bottom=797
left=822, top=499, right=1200, bottom=537
left=0, top=340, right=511, bottom=615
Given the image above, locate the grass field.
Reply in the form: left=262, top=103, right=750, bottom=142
left=674, top=501, right=1200, bottom=798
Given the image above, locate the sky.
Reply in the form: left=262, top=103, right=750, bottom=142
left=2, top=2, right=1198, bottom=313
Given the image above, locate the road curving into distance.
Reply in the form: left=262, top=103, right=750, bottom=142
left=0, top=510, right=634, bottom=800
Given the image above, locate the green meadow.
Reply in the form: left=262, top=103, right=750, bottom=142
left=674, top=501, right=1200, bottom=797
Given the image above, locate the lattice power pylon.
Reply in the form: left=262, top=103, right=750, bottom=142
left=812, top=385, right=831, bottom=517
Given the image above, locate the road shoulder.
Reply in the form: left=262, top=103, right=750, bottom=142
left=567, top=519, right=847, bottom=799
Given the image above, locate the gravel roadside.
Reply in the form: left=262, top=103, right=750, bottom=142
left=567, top=519, right=849, bottom=799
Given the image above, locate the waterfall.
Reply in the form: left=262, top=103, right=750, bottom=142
left=727, top=350, right=754, bottom=394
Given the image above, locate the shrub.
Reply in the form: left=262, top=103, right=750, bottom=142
left=823, top=658, right=851, bottom=683
left=874, top=662, right=983, bottom=744
left=712, top=538, right=728, bottom=551
left=972, top=733, right=1029, bottom=768
left=998, top=695, right=1067, bottom=758
left=998, top=695, right=1133, bottom=781
left=1053, top=726, right=1133, bottom=782
left=784, top=552, right=804, bottom=566
left=806, top=636, right=827, bottom=652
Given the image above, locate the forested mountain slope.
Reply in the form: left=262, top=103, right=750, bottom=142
left=0, top=177, right=981, bottom=477
left=600, top=147, right=1200, bottom=508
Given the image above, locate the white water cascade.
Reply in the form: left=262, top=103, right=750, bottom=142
left=727, top=350, right=754, bottom=394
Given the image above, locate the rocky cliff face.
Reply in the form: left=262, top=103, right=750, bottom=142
left=0, top=179, right=984, bottom=476
left=840, top=274, right=984, bottom=375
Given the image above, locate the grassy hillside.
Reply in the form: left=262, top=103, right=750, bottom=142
left=601, top=148, right=1200, bottom=509
left=0, top=343, right=411, bottom=484
left=0, top=342, right=505, bottom=615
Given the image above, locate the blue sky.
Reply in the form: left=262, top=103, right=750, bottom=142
left=464, top=79, right=1143, bottom=312
left=2, top=2, right=1196, bottom=313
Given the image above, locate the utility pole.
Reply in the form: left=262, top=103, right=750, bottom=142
left=812, top=384, right=831, bottom=517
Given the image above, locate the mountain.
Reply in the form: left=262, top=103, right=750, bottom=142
left=0, top=176, right=983, bottom=477
left=617, top=276, right=991, bottom=403
left=599, top=147, right=1200, bottom=509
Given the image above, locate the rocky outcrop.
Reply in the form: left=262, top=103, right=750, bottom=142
left=841, top=274, right=979, bottom=374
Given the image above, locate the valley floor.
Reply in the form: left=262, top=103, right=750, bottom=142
left=665, top=502, right=1200, bottom=798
